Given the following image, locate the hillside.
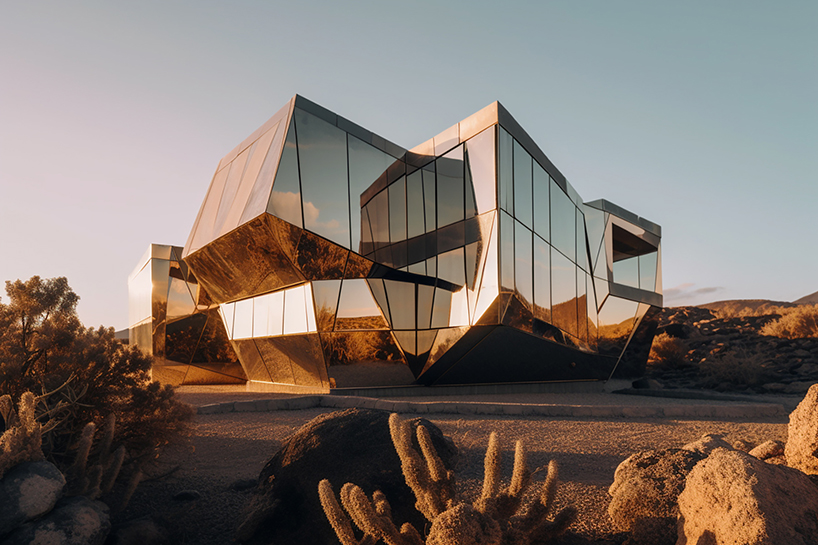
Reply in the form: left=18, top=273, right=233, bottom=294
left=699, top=299, right=797, bottom=317
left=795, top=290, right=818, bottom=305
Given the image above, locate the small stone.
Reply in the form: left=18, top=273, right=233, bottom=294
left=172, top=490, right=201, bottom=501
left=749, top=440, right=785, bottom=460
left=632, top=378, right=663, bottom=390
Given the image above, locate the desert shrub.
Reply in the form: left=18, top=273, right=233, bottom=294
left=760, top=305, right=818, bottom=339
left=0, top=276, right=193, bottom=475
left=698, top=349, right=773, bottom=389
left=648, top=332, right=689, bottom=370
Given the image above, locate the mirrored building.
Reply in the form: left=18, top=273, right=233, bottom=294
left=129, top=95, right=662, bottom=390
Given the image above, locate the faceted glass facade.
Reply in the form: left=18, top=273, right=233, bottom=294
left=129, top=96, right=663, bottom=389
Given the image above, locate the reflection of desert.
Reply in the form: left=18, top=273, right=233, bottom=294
left=119, top=389, right=789, bottom=544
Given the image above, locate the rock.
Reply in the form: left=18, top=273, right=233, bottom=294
left=229, top=478, right=257, bottom=492
left=681, top=434, right=734, bottom=456
left=677, top=448, right=818, bottom=545
left=785, top=381, right=816, bottom=395
left=748, top=440, right=785, bottom=460
left=622, top=517, right=676, bottom=545
left=4, top=496, right=111, bottom=545
left=0, top=460, right=66, bottom=537
left=795, top=363, right=818, bottom=376
left=762, top=382, right=787, bottom=392
left=172, top=489, right=201, bottom=501
left=632, top=378, right=663, bottom=390
left=236, top=408, right=457, bottom=545
left=731, top=439, right=755, bottom=452
left=608, top=448, right=704, bottom=531
left=108, top=517, right=169, bottom=545
left=786, top=383, right=818, bottom=474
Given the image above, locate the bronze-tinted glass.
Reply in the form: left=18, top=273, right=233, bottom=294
left=389, top=176, right=407, bottom=243
left=368, top=190, right=389, bottom=248
left=576, top=267, right=588, bottom=342
left=384, top=280, right=415, bottom=330
left=392, top=330, right=416, bottom=356
left=417, top=284, right=435, bottom=330
left=164, top=313, right=206, bottom=365
left=349, top=134, right=395, bottom=252
left=499, top=211, right=515, bottom=291
left=240, top=120, right=284, bottom=225
left=430, top=288, right=453, bottom=329
left=344, top=252, right=375, bottom=279
left=533, top=234, right=551, bottom=322
left=464, top=127, right=496, bottom=214
left=268, top=118, right=303, bottom=228
left=296, top=231, right=349, bottom=280
left=436, top=148, right=465, bottom=227
left=514, top=221, right=533, bottom=309
left=550, top=180, right=575, bottom=263
left=312, top=280, right=342, bottom=331
left=438, top=247, right=466, bottom=287
left=498, top=127, right=513, bottom=215
left=254, top=336, right=296, bottom=384
left=576, top=211, right=588, bottom=272
left=422, top=167, right=436, bottom=233
left=294, top=109, right=350, bottom=248
left=597, top=297, right=639, bottom=358
left=513, top=140, right=532, bottom=228
left=192, top=309, right=237, bottom=364
left=551, top=247, right=577, bottom=338
left=232, top=339, right=273, bottom=382
left=213, top=147, right=250, bottom=238
left=406, top=170, right=425, bottom=238
left=336, top=279, right=389, bottom=330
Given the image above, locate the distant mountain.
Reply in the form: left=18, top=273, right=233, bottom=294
left=794, top=291, right=818, bottom=305
left=698, top=299, right=796, bottom=317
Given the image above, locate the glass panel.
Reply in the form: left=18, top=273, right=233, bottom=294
left=583, top=206, right=606, bottom=269
left=474, top=215, right=499, bottom=324
left=613, top=256, right=639, bottom=288
left=576, top=267, right=588, bottom=342
left=408, top=261, right=426, bottom=275
left=218, top=302, right=235, bottom=340
left=416, top=329, right=437, bottom=355
left=268, top=118, right=303, bottom=228
left=514, top=221, right=533, bottom=308
left=348, top=134, right=395, bottom=253
left=335, top=279, right=389, bottom=330
left=128, top=261, right=152, bottom=327
left=551, top=247, right=577, bottom=337
left=365, top=278, right=391, bottom=328
left=464, top=127, right=496, bottom=214
left=166, top=276, right=196, bottom=321
left=499, top=211, right=515, bottom=291
left=359, top=206, right=374, bottom=256
left=465, top=241, right=479, bottom=290
left=188, top=167, right=230, bottom=254
left=430, top=287, right=453, bottom=329
left=639, top=251, right=658, bottom=292
left=498, top=127, right=513, bottom=215
left=533, top=235, right=551, bottom=322
left=383, top=280, right=416, bottom=330
left=464, top=161, right=477, bottom=219
left=436, top=147, right=465, bottom=228
left=406, top=170, right=425, bottom=238
left=513, top=141, right=532, bottom=228
left=576, top=210, right=588, bottom=272
left=393, top=330, right=417, bottom=356
left=550, top=181, right=576, bottom=263
left=389, top=176, right=407, bottom=243
left=367, top=190, right=390, bottom=249
left=417, top=284, right=435, bottom=330
left=426, top=255, right=437, bottom=278
left=241, top=120, right=284, bottom=225
left=594, top=276, right=610, bottom=310
left=252, top=292, right=272, bottom=338
left=438, top=247, right=466, bottom=286
left=533, top=162, right=550, bottom=241
left=422, top=166, right=436, bottom=233
left=267, top=291, right=285, bottom=336
left=233, top=298, right=254, bottom=340
left=312, top=279, right=342, bottom=332
left=294, top=109, right=350, bottom=247
left=304, top=283, right=317, bottom=332
left=213, top=148, right=250, bottom=237
left=283, top=285, right=309, bottom=334
left=449, top=287, right=469, bottom=327
left=223, top=125, right=278, bottom=234
left=597, top=296, right=639, bottom=358
left=587, top=273, right=598, bottom=346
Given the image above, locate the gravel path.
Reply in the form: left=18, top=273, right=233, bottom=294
left=117, top=406, right=788, bottom=544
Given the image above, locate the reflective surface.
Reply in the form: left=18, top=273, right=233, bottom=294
left=163, top=96, right=664, bottom=389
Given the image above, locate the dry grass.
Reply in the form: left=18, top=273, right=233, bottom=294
left=760, top=305, right=818, bottom=339
left=698, top=349, right=773, bottom=389
left=647, top=332, right=689, bottom=370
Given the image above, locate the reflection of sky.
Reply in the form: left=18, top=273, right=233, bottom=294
left=336, top=280, right=380, bottom=318
left=2, top=3, right=815, bottom=329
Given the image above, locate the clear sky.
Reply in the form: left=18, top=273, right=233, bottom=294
left=1, top=1, right=816, bottom=330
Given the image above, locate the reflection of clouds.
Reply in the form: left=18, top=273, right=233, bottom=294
left=270, top=191, right=341, bottom=231
left=664, top=283, right=724, bottom=304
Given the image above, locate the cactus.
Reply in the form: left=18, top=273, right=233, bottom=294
left=321, top=413, right=576, bottom=545
left=64, top=412, right=127, bottom=501
left=0, top=392, right=44, bottom=478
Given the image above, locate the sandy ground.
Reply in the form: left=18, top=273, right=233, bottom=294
left=117, top=403, right=788, bottom=545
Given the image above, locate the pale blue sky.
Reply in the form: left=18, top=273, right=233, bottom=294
left=1, top=1, right=816, bottom=329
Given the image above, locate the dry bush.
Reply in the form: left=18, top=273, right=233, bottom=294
left=699, top=349, right=773, bottom=389
left=648, top=333, right=689, bottom=370
left=760, top=305, right=818, bottom=339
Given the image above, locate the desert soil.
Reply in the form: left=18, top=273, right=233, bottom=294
left=117, top=407, right=788, bottom=545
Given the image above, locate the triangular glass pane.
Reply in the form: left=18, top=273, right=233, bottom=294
left=366, top=278, right=391, bottom=328
left=241, top=120, right=286, bottom=225
left=464, top=158, right=477, bottom=218
left=337, top=279, right=389, bottom=330
left=213, top=146, right=251, bottom=238
left=187, top=166, right=231, bottom=255
left=267, top=117, right=303, bottom=228
left=392, top=330, right=417, bottom=356
left=312, top=280, right=342, bottom=332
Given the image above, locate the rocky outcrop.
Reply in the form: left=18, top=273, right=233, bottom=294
left=749, top=439, right=785, bottom=461
left=786, top=383, right=818, bottom=474
left=681, top=434, right=734, bottom=456
left=677, top=448, right=818, bottom=545
left=236, top=408, right=457, bottom=545
left=4, top=496, right=111, bottom=545
left=0, top=460, right=66, bottom=537
left=608, top=448, right=704, bottom=532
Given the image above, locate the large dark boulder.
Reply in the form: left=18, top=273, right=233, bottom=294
left=4, top=496, right=110, bottom=545
left=0, top=460, right=66, bottom=537
left=236, top=408, right=457, bottom=545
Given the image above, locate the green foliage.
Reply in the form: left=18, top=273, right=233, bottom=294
left=320, top=414, right=575, bottom=545
left=0, top=276, right=193, bottom=476
left=760, top=305, right=818, bottom=339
